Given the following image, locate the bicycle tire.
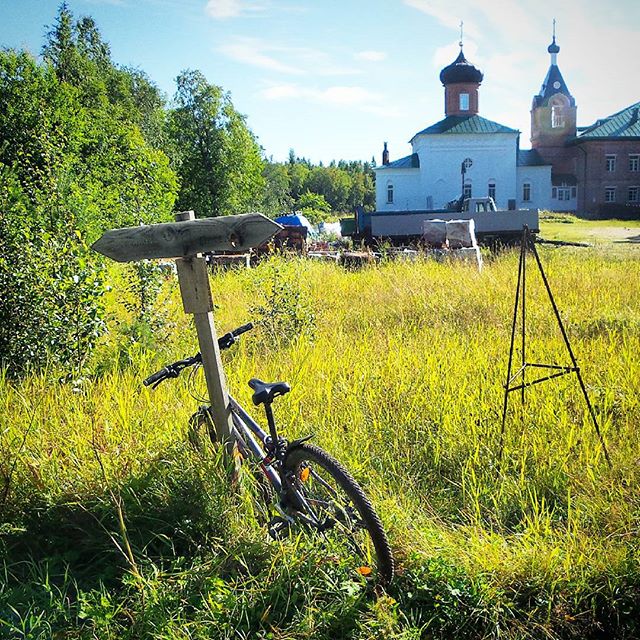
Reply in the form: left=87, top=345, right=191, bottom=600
left=283, top=443, right=394, bottom=584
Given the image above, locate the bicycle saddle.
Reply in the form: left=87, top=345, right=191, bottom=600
left=248, top=378, right=291, bottom=406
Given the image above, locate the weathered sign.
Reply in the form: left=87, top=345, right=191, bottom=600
left=91, top=212, right=282, bottom=262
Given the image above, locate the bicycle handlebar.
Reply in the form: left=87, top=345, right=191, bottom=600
left=143, top=322, right=254, bottom=388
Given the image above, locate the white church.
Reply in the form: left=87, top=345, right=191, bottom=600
left=375, top=43, right=552, bottom=213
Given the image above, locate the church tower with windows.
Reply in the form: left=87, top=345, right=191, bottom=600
left=530, top=26, right=577, bottom=175
left=439, top=46, right=483, bottom=117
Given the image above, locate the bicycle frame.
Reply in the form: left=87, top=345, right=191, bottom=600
left=228, top=395, right=324, bottom=529
left=228, top=394, right=282, bottom=493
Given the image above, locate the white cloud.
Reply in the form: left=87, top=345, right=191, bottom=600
left=261, top=84, right=303, bottom=100
left=259, top=82, right=399, bottom=117
left=218, top=37, right=360, bottom=76
left=403, top=0, right=481, bottom=39
left=355, top=50, right=387, bottom=62
left=432, top=39, right=480, bottom=69
left=219, top=38, right=303, bottom=74
left=320, top=86, right=381, bottom=106
left=205, top=0, right=265, bottom=19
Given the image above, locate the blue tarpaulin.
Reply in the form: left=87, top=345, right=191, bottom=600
left=275, top=214, right=313, bottom=229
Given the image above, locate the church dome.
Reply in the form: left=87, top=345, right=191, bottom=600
left=439, top=49, right=483, bottom=85
left=547, top=37, right=560, bottom=54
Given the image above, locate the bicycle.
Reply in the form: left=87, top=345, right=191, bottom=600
left=143, top=322, right=395, bottom=584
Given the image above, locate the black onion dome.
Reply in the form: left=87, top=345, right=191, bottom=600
left=439, top=49, right=484, bottom=85
left=548, top=37, right=560, bottom=54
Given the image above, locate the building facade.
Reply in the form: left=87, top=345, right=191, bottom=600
left=376, top=34, right=639, bottom=217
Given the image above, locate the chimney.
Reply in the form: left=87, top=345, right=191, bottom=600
left=382, top=142, right=389, bottom=165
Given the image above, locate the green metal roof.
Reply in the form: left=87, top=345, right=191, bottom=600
left=412, top=115, right=518, bottom=140
left=518, top=149, right=548, bottom=167
left=377, top=153, right=420, bottom=170
left=575, top=102, right=640, bottom=140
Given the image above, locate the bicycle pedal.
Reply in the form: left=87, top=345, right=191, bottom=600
left=267, top=516, right=292, bottom=540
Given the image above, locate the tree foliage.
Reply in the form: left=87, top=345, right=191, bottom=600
left=0, top=4, right=378, bottom=375
left=168, top=70, right=265, bottom=217
left=0, top=5, right=178, bottom=376
left=262, top=150, right=376, bottom=217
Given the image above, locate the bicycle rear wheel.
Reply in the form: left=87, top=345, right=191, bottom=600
left=284, top=443, right=394, bottom=584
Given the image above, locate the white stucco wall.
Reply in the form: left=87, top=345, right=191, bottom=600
left=414, top=133, right=519, bottom=210
left=374, top=168, right=421, bottom=211
left=517, top=165, right=552, bottom=211
left=375, top=132, right=521, bottom=211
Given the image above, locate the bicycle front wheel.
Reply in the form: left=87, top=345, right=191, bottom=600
left=283, top=443, right=394, bottom=584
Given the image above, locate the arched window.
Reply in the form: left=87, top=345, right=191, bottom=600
left=463, top=181, right=472, bottom=199
left=459, top=93, right=469, bottom=111
left=522, top=182, right=531, bottom=202
left=549, top=95, right=568, bottom=129
left=551, top=106, right=564, bottom=128
left=387, top=182, right=394, bottom=204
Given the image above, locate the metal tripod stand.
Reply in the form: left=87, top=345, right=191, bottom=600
left=498, top=226, right=611, bottom=467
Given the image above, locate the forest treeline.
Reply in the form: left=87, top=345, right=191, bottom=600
left=0, top=4, right=376, bottom=375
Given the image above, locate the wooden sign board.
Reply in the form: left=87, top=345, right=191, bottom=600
left=92, top=212, right=282, bottom=263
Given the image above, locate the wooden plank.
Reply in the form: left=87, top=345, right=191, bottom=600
left=91, top=212, right=282, bottom=262
left=172, top=211, right=234, bottom=453
left=176, top=256, right=213, bottom=314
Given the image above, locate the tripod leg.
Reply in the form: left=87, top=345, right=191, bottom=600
left=498, top=228, right=526, bottom=466
left=529, top=241, right=612, bottom=468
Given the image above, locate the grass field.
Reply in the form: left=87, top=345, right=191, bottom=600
left=1, top=216, right=640, bottom=638
left=540, top=211, right=640, bottom=248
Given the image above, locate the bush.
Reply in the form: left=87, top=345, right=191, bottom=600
left=0, top=167, right=105, bottom=377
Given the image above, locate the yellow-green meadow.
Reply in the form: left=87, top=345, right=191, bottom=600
left=2, top=218, right=639, bottom=638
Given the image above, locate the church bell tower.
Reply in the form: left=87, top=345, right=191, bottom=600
left=531, top=23, right=577, bottom=164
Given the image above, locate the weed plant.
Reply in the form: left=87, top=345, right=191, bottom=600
left=1, top=247, right=639, bottom=638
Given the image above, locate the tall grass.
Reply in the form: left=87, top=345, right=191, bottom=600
left=1, top=246, right=639, bottom=638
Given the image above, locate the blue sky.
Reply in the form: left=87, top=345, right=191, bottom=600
left=1, top=0, right=639, bottom=165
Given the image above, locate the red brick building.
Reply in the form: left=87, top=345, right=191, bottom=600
left=531, top=34, right=640, bottom=217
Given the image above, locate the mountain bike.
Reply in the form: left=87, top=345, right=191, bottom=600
left=143, top=322, right=395, bottom=584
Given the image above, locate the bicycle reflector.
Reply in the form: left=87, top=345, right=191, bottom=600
left=300, top=467, right=310, bottom=482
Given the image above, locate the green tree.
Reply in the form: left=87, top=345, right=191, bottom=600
left=297, top=190, right=332, bottom=224
left=288, top=162, right=310, bottom=202
left=168, top=69, right=265, bottom=217
left=263, top=162, right=292, bottom=215
left=0, top=33, right=177, bottom=375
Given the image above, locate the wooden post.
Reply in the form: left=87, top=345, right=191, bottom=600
left=91, top=209, right=282, bottom=463
left=173, top=210, right=234, bottom=454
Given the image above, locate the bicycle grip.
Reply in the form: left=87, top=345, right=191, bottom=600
left=143, top=368, right=168, bottom=387
left=232, top=322, right=254, bottom=337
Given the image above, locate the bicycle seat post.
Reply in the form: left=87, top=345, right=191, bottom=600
left=263, top=402, right=279, bottom=445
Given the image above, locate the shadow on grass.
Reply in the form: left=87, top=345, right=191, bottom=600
left=2, top=448, right=234, bottom=591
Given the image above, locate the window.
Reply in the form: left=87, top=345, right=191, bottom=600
left=557, top=188, right=570, bottom=201
left=630, top=155, right=640, bottom=172
left=551, top=105, right=565, bottom=128
left=605, top=187, right=616, bottom=202
left=386, top=183, right=394, bottom=204
left=488, top=182, right=496, bottom=201
left=628, top=187, right=639, bottom=203
left=463, top=182, right=472, bottom=199
left=552, top=187, right=557, bottom=198
left=459, top=93, right=469, bottom=111
left=606, top=155, right=616, bottom=172
left=522, top=183, right=531, bottom=202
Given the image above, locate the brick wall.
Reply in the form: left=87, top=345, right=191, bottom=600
left=575, top=140, right=640, bottom=216
left=444, top=83, right=479, bottom=116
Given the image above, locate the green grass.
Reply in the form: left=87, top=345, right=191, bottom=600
left=539, top=211, right=640, bottom=248
left=2, top=236, right=640, bottom=638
